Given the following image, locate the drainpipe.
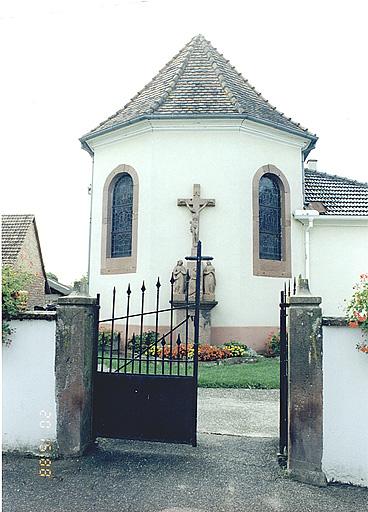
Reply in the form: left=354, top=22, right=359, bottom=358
left=293, top=210, right=319, bottom=283
left=85, top=143, right=94, bottom=295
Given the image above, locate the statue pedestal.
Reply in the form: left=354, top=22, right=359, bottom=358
left=171, top=298, right=218, bottom=345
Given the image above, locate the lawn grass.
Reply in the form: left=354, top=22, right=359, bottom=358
left=98, top=348, right=280, bottom=389
left=198, top=358, right=280, bottom=389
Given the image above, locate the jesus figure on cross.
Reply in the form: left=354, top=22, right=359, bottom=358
left=177, top=184, right=215, bottom=251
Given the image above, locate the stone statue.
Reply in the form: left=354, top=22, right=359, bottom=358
left=203, top=261, right=216, bottom=296
left=188, top=265, right=197, bottom=297
left=172, top=260, right=187, bottom=295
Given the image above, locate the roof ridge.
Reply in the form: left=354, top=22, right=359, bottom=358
left=88, top=36, right=198, bottom=134
left=305, top=168, right=368, bottom=187
left=199, top=37, right=244, bottom=114
left=198, top=36, right=314, bottom=134
left=2, top=213, right=35, bottom=218
left=147, top=36, right=198, bottom=114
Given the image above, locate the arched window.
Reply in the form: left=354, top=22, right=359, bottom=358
left=111, top=173, right=133, bottom=258
left=259, top=174, right=281, bottom=261
left=252, top=164, right=291, bottom=278
left=101, top=164, right=139, bottom=275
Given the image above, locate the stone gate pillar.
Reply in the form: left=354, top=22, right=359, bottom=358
left=288, top=279, right=326, bottom=486
left=55, top=296, right=99, bottom=457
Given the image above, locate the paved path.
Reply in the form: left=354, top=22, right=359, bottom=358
left=198, top=388, right=279, bottom=438
left=3, top=390, right=368, bottom=512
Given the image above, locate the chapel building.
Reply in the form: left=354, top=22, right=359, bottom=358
left=80, top=35, right=368, bottom=351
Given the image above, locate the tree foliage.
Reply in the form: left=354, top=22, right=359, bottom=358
left=46, top=272, right=59, bottom=281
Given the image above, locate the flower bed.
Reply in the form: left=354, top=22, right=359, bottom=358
left=125, top=335, right=253, bottom=362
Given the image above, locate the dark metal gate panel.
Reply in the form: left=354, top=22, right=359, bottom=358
left=278, top=280, right=295, bottom=464
left=94, top=374, right=196, bottom=444
left=93, top=241, right=210, bottom=446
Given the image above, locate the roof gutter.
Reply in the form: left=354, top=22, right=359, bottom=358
left=311, top=215, right=368, bottom=221
left=80, top=138, right=94, bottom=156
left=302, top=138, right=318, bottom=161
left=294, top=210, right=320, bottom=283
left=79, top=113, right=318, bottom=155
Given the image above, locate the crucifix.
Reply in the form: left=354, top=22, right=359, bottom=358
left=177, top=184, right=215, bottom=254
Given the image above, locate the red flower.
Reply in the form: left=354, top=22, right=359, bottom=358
left=349, top=321, right=359, bottom=328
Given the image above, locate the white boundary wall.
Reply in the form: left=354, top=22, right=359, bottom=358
left=2, top=316, right=57, bottom=452
left=323, top=325, right=368, bottom=487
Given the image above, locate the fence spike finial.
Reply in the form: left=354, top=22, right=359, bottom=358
left=141, top=281, right=146, bottom=293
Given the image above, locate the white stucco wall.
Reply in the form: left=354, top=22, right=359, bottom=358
left=88, top=118, right=308, bottom=344
left=323, top=325, right=368, bottom=487
left=310, top=220, right=368, bottom=316
left=2, top=317, right=57, bottom=452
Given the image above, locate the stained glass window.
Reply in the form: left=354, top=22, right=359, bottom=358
left=259, top=174, right=282, bottom=260
left=111, top=173, right=133, bottom=258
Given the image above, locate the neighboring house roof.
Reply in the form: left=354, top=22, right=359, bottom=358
left=1, top=214, right=50, bottom=293
left=47, top=278, right=72, bottom=296
left=80, top=34, right=317, bottom=152
left=304, top=169, right=368, bottom=216
left=2, top=214, right=35, bottom=265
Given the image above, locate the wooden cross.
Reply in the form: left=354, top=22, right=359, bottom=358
left=177, top=184, right=215, bottom=250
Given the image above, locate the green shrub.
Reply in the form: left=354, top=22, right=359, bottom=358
left=2, top=265, right=32, bottom=344
left=265, top=331, right=280, bottom=357
left=98, top=330, right=120, bottom=348
left=129, top=330, right=158, bottom=355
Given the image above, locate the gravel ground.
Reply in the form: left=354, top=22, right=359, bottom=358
left=3, top=390, right=367, bottom=512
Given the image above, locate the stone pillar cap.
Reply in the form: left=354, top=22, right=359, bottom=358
left=297, top=277, right=311, bottom=296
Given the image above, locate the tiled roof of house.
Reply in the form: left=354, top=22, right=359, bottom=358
left=81, top=34, right=316, bottom=144
left=304, top=169, right=368, bottom=216
left=1, top=214, right=35, bottom=265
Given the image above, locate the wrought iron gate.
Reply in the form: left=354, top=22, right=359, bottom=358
left=93, top=242, right=206, bottom=446
left=278, top=279, right=295, bottom=464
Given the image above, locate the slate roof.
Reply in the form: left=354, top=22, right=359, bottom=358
left=304, top=169, right=368, bottom=216
left=47, top=278, right=72, bottom=296
left=1, top=214, right=35, bottom=265
left=81, top=34, right=316, bottom=146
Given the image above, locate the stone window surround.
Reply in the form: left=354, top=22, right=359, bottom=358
left=101, top=164, right=139, bottom=275
left=252, top=164, right=291, bottom=278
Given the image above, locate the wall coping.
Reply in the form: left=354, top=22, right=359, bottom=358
left=11, top=311, right=56, bottom=321
left=57, top=296, right=98, bottom=306
left=322, top=317, right=348, bottom=327
left=289, top=296, right=322, bottom=305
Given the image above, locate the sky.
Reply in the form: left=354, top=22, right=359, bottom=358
left=1, top=0, right=367, bottom=285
